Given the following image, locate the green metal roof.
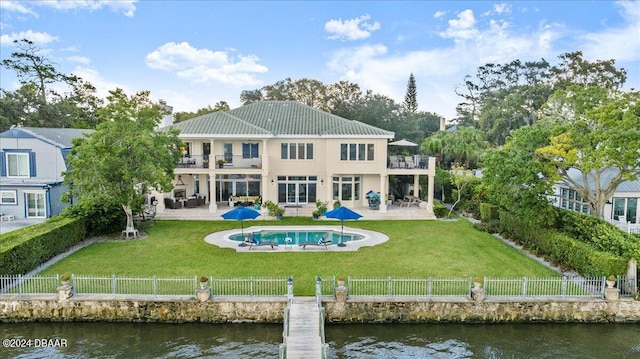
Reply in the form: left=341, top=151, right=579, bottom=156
left=168, top=101, right=394, bottom=138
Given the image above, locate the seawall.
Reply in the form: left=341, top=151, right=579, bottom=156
left=2, top=295, right=639, bottom=323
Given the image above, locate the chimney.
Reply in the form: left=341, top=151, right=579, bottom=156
left=439, top=118, right=446, bottom=131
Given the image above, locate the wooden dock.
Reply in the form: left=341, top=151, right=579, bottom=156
left=285, top=296, right=323, bottom=358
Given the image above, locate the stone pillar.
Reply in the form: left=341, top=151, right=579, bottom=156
left=604, top=287, right=620, bottom=301
left=471, top=283, right=485, bottom=303
left=196, top=287, right=211, bottom=302
left=626, top=259, right=637, bottom=294
left=335, top=281, right=348, bottom=302
left=57, top=284, right=73, bottom=301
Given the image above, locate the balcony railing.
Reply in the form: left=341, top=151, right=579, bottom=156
left=176, top=155, right=262, bottom=169
left=388, top=155, right=429, bottom=169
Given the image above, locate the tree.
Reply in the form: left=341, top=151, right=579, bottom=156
left=64, top=89, right=183, bottom=234
left=421, top=126, right=487, bottom=169
left=403, top=73, right=418, bottom=114
left=1, top=39, right=77, bottom=105
left=535, top=86, right=640, bottom=218
left=481, top=125, right=557, bottom=225
left=174, top=101, right=230, bottom=123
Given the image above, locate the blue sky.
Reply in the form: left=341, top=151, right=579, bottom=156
left=1, top=1, right=638, bottom=121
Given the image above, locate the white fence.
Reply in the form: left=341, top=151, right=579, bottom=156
left=326, top=276, right=636, bottom=299
left=0, top=274, right=291, bottom=297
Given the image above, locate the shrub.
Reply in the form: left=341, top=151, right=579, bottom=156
left=0, top=216, right=86, bottom=275
left=497, top=211, right=627, bottom=276
left=433, top=202, right=449, bottom=218
left=480, top=203, right=499, bottom=223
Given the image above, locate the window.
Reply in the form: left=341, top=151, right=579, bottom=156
left=2, top=151, right=36, bottom=178
left=340, top=143, right=375, bottom=161
left=223, top=143, right=233, bottom=162
left=333, top=176, right=361, bottom=201
left=280, top=143, right=314, bottom=160
left=242, top=143, right=259, bottom=159
left=1, top=190, right=17, bottom=204
left=613, top=197, right=639, bottom=224
left=559, top=188, right=589, bottom=214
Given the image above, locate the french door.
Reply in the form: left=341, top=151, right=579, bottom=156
left=26, top=192, right=46, bottom=218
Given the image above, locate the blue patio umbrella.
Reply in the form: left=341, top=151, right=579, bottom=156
left=221, top=207, right=261, bottom=245
left=324, top=206, right=362, bottom=247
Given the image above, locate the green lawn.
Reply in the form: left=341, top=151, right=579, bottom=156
left=41, top=217, right=559, bottom=295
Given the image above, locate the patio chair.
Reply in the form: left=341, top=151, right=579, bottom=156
left=164, top=198, right=182, bottom=209
left=186, top=198, right=198, bottom=208
left=246, top=234, right=279, bottom=249
left=300, top=234, right=332, bottom=249
left=404, top=156, right=415, bottom=168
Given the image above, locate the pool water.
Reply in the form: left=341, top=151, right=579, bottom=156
left=229, top=230, right=364, bottom=245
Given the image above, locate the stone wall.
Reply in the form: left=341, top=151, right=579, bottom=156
left=0, top=296, right=287, bottom=323
left=2, top=296, right=640, bottom=323
left=324, top=298, right=640, bottom=323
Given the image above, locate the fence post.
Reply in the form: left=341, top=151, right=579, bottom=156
left=315, top=276, right=321, bottom=297
left=19, top=274, right=23, bottom=297
left=428, top=277, right=433, bottom=297
left=288, top=277, right=294, bottom=301
left=112, top=274, right=117, bottom=296
left=153, top=275, right=157, bottom=296
left=388, top=276, right=393, bottom=297
left=561, top=277, right=567, bottom=298
left=522, top=277, right=527, bottom=296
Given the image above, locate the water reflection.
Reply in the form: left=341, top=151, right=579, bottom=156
left=3, top=322, right=640, bottom=358
left=2, top=322, right=282, bottom=359
left=326, top=323, right=640, bottom=359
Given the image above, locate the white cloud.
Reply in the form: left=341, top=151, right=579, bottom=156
left=0, top=30, right=58, bottom=46
left=0, top=0, right=137, bottom=17
left=580, top=1, right=640, bottom=63
left=483, top=3, right=512, bottom=16
left=326, top=9, right=567, bottom=120
left=66, top=55, right=91, bottom=65
left=325, top=14, right=381, bottom=41
left=433, top=10, right=448, bottom=19
left=0, top=1, right=38, bottom=17
left=71, top=66, right=132, bottom=99
left=440, top=9, right=479, bottom=40
left=145, top=42, right=268, bottom=87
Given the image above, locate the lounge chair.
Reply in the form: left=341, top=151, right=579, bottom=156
left=246, top=234, right=279, bottom=249
left=300, top=234, right=332, bottom=249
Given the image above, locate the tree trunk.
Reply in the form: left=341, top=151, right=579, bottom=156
left=122, top=204, right=135, bottom=232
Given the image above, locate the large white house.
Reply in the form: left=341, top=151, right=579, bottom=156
left=154, top=101, right=435, bottom=216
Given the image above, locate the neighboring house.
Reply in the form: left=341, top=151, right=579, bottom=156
left=156, top=101, right=435, bottom=215
left=0, top=126, right=92, bottom=220
left=550, top=168, right=640, bottom=231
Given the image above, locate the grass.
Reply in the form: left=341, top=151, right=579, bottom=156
left=40, top=217, right=559, bottom=295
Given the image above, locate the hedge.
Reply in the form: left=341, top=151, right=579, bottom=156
left=0, top=216, right=87, bottom=275
left=497, top=211, right=627, bottom=276
left=433, top=201, right=449, bottom=218
left=479, top=202, right=499, bottom=223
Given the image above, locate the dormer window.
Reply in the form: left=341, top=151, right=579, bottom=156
left=2, top=150, right=36, bottom=178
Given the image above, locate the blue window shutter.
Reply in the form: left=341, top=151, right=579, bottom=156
left=0, top=151, right=5, bottom=176
left=29, top=152, right=37, bottom=177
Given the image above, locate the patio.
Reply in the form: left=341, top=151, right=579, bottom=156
left=154, top=202, right=437, bottom=221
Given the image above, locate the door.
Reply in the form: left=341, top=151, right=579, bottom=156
left=26, top=192, right=46, bottom=218
left=285, top=183, right=309, bottom=205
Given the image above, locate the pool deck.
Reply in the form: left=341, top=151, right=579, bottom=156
left=204, top=225, right=389, bottom=252
left=156, top=202, right=436, bottom=221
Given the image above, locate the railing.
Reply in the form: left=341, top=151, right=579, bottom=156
left=316, top=277, right=329, bottom=358
left=279, top=277, right=294, bottom=359
left=347, top=277, right=471, bottom=298
left=0, top=275, right=290, bottom=297
left=328, top=276, right=636, bottom=299
left=174, top=155, right=263, bottom=169
left=387, top=155, right=429, bottom=169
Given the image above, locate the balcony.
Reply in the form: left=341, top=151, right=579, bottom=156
left=176, top=155, right=262, bottom=169
left=387, top=155, right=430, bottom=169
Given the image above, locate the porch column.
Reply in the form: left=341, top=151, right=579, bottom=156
left=209, top=140, right=217, bottom=213
left=379, top=174, right=388, bottom=213
left=413, top=175, right=420, bottom=198
left=262, top=174, right=270, bottom=204
left=427, top=157, right=435, bottom=213
left=208, top=174, right=217, bottom=213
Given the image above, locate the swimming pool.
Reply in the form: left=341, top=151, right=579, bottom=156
left=229, top=230, right=364, bottom=245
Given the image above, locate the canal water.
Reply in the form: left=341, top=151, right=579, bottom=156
left=2, top=322, right=639, bottom=358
